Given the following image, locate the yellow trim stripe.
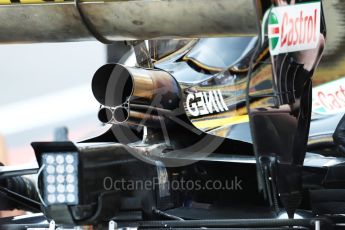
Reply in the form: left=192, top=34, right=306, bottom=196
left=182, top=47, right=270, bottom=74
left=193, top=115, right=249, bottom=129
left=154, top=39, right=198, bottom=64
left=0, top=0, right=11, bottom=4
left=20, top=0, right=44, bottom=3
left=182, top=56, right=223, bottom=72
left=0, top=0, right=71, bottom=4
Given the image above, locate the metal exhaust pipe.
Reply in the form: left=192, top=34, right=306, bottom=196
left=92, top=64, right=181, bottom=109
left=113, top=106, right=129, bottom=123
left=0, top=0, right=258, bottom=43
left=98, top=106, right=171, bottom=128
left=92, top=64, right=181, bottom=128
left=97, top=107, right=113, bottom=123
left=125, top=111, right=169, bottom=129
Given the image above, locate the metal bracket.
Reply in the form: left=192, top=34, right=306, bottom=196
left=109, top=220, right=117, bottom=230
left=125, top=40, right=153, bottom=68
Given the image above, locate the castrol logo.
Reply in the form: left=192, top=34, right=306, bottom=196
left=266, top=2, right=321, bottom=55
left=312, top=78, right=345, bottom=115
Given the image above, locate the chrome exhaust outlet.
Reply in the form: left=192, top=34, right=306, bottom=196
left=92, top=64, right=181, bottom=128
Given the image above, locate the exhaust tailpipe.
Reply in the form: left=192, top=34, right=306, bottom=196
left=97, top=106, right=171, bottom=128
left=92, top=64, right=181, bottom=128
left=98, top=106, right=129, bottom=123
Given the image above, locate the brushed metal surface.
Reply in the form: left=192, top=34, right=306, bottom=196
left=0, top=0, right=257, bottom=43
